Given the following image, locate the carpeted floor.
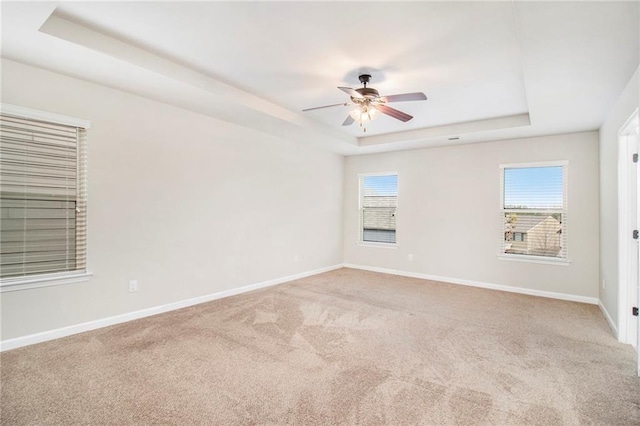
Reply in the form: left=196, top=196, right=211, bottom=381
left=1, top=268, right=639, bottom=425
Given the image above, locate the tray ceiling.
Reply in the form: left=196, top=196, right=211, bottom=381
left=1, top=1, right=638, bottom=154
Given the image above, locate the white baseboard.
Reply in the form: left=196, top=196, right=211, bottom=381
left=598, top=300, right=618, bottom=338
left=0, top=264, right=342, bottom=352
left=342, top=263, right=599, bottom=305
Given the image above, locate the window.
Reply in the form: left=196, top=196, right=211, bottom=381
left=500, top=162, right=567, bottom=262
left=0, top=106, right=89, bottom=286
left=359, top=173, right=398, bottom=245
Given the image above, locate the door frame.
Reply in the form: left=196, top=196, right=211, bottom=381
left=618, top=108, right=639, bottom=345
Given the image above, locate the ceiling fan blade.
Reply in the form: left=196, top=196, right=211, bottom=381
left=338, top=87, right=364, bottom=99
left=302, top=102, right=349, bottom=112
left=374, top=104, right=413, bottom=122
left=342, top=115, right=355, bottom=126
left=381, top=92, right=427, bottom=103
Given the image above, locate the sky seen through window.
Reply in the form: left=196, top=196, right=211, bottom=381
left=363, top=175, right=398, bottom=197
left=504, top=166, right=563, bottom=209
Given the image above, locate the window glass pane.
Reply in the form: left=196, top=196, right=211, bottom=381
left=363, top=228, right=396, bottom=244
left=502, top=164, right=566, bottom=260
left=361, top=174, right=397, bottom=244
left=503, top=212, right=563, bottom=257
left=504, top=166, right=563, bottom=209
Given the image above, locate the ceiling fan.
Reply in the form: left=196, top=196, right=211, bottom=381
left=302, top=74, right=427, bottom=131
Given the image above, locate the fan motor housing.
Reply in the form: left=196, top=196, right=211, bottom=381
left=355, top=87, right=380, bottom=99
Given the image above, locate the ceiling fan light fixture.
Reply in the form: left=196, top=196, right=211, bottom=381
left=350, top=104, right=379, bottom=124
left=367, top=106, right=380, bottom=120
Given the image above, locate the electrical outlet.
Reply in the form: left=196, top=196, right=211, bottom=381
left=129, top=280, right=138, bottom=293
left=408, top=254, right=414, bottom=261
left=602, top=279, right=606, bottom=289
left=294, top=254, right=299, bottom=262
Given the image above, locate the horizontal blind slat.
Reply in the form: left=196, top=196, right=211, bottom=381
left=0, top=218, right=76, bottom=231
left=1, top=239, right=76, bottom=252
left=2, top=208, right=76, bottom=219
left=1, top=252, right=76, bottom=266
left=1, top=229, right=76, bottom=241
left=2, top=262, right=78, bottom=278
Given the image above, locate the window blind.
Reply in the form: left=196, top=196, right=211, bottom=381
left=0, top=114, right=87, bottom=279
left=360, top=174, right=398, bottom=244
left=501, top=165, right=567, bottom=259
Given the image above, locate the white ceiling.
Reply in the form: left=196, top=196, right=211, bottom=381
left=1, top=1, right=638, bottom=155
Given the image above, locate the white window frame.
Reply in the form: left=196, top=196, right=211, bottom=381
left=0, top=103, right=93, bottom=292
left=358, top=172, right=399, bottom=248
left=498, top=160, right=571, bottom=266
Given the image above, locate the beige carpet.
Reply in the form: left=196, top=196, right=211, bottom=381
left=1, top=268, right=638, bottom=425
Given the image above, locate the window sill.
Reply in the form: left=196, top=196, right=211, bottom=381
left=497, top=254, right=571, bottom=266
left=358, top=242, right=399, bottom=249
left=0, top=271, right=93, bottom=293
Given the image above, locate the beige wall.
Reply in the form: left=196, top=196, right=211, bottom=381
left=599, top=67, right=640, bottom=329
left=0, top=58, right=616, bottom=343
left=344, top=132, right=600, bottom=298
left=0, top=59, right=344, bottom=340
